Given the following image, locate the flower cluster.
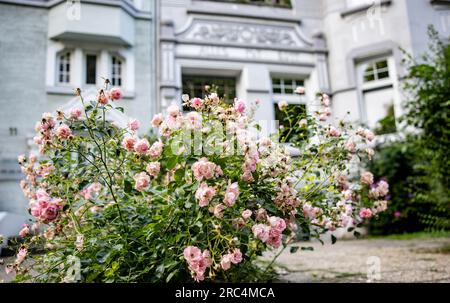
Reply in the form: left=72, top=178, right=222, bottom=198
left=183, top=246, right=212, bottom=282
left=252, top=216, right=287, bottom=249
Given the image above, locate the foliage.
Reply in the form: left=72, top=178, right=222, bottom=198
left=368, top=26, right=450, bottom=234
left=367, top=138, right=430, bottom=234
left=374, top=104, right=397, bottom=135
left=8, top=83, right=387, bottom=282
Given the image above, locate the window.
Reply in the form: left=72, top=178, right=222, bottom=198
left=182, top=75, right=236, bottom=109
left=274, top=103, right=307, bottom=143
left=272, top=78, right=304, bottom=94
left=58, top=52, right=71, bottom=84
left=86, top=54, right=97, bottom=85
left=111, top=56, right=123, bottom=86
left=363, top=59, right=389, bottom=83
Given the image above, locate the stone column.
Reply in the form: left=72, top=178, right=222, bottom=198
left=159, top=20, right=178, bottom=113
left=241, top=64, right=275, bottom=137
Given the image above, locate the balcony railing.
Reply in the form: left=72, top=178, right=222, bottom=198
left=198, top=0, right=292, bottom=9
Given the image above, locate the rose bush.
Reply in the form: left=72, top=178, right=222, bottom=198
left=8, top=81, right=388, bottom=282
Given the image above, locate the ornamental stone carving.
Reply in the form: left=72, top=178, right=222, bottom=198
left=181, top=20, right=307, bottom=48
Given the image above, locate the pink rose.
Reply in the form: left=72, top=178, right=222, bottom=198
left=359, top=208, right=373, bottom=219
left=36, top=189, right=50, bottom=201
left=295, top=86, right=305, bottom=94
left=183, top=246, right=202, bottom=263
left=167, top=104, right=180, bottom=118
left=267, top=228, right=282, bottom=248
left=220, top=254, right=232, bottom=270
left=122, top=136, right=136, bottom=152
left=42, top=205, right=59, bottom=222
left=195, top=182, right=216, bottom=207
left=361, top=171, right=374, bottom=185
left=146, top=162, right=160, bottom=177
left=328, top=126, right=341, bottom=137
left=151, top=113, right=163, bottom=127
left=373, top=200, right=388, bottom=213
left=183, top=246, right=211, bottom=282
left=230, top=248, right=242, bottom=264
left=149, top=140, right=164, bottom=159
left=19, top=224, right=29, bottom=237
left=223, top=182, right=239, bottom=207
left=133, top=172, right=150, bottom=192
left=128, top=118, right=140, bottom=131
left=212, top=203, right=225, bottom=218
left=97, top=92, right=108, bottom=105
left=342, top=189, right=353, bottom=201
left=109, top=87, right=122, bottom=101
left=299, top=119, right=308, bottom=128
left=376, top=180, right=389, bottom=196
left=29, top=153, right=37, bottom=163
left=256, top=208, right=267, bottom=221
left=70, top=107, right=82, bottom=120
left=345, top=140, right=356, bottom=153
left=302, top=203, right=323, bottom=219
left=192, top=158, right=221, bottom=182
left=56, top=124, right=72, bottom=140
left=252, top=224, right=270, bottom=242
left=268, top=216, right=286, bottom=232
left=365, top=129, right=375, bottom=141
left=134, top=138, right=150, bottom=155
left=234, top=99, right=246, bottom=114
left=186, top=112, right=202, bottom=130
left=242, top=209, right=252, bottom=220
left=16, top=248, right=27, bottom=264
left=190, top=97, right=203, bottom=110
left=278, top=100, right=288, bottom=111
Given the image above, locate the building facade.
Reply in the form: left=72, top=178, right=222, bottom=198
left=159, top=0, right=449, bottom=130
left=0, top=0, right=155, bottom=236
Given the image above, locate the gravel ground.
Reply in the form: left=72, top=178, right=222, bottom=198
left=263, top=236, right=450, bottom=283
left=2, top=236, right=449, bottom=283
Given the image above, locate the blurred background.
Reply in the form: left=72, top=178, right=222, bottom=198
left=0, top=0, right=449, bottom=281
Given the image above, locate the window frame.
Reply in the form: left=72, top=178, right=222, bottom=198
left=358, top=56, right=393, bottom=91
left=84, top=52, right=99, bottom=86
left=56, top=50, right=72, bottom=85
left=110, top=53, right=124, bottom=87
left=271, top=77, right=305, bottom=95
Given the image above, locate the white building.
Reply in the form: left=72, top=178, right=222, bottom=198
left=159, top=0, right=449, bottom=130
left=0, top=0, right=156, bottom=239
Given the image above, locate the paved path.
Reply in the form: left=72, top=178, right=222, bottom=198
left=263, top=236, right=450, bottom=283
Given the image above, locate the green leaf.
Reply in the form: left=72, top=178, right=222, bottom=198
left=166, top=157, right=178, bottom=170
left=290, top=246, right=299, bottom=253
left=124, top=179, right=132, bottom=193
left=331, top=234, right=337, bottom=245
left=301, top=246, right=314, bottom=251
left=174, top=169, right=185, bottom=182
left=166, top=270, right=178, bottom=282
